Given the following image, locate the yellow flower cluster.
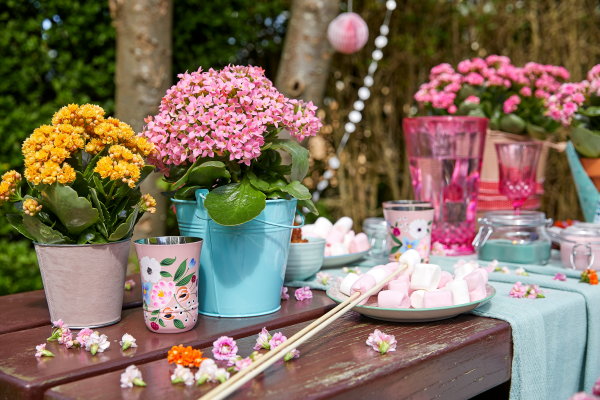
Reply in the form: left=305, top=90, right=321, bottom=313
left=20, top=104, right=155, bottom=187
left=0, top=170, right=22, bottom=202
left=141, top=193, right=157, bottom=214
left=94, top=145, right=145, bottom=188
left=23, top=198, right=42, bottom=216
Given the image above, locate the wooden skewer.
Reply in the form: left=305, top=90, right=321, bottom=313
left=200, top=262, right=408, bottom=400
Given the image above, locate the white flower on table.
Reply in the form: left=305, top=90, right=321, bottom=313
left=120, top=365, right=146, bottom=388
left=120, top=333, right=137, bottom=351
left=195, top=359, right=218, bottom=385
left=85, top=332, right=110, bottom=355
left=214, top=368, right=230, bottom=383
left=140, top=256, right=162, bottom=283
left=171, top=364, right=195, bottom=386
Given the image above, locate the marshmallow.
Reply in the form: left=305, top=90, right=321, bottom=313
left=454, top=261, right=478, bottom=279
left=343, top=230, right=355, bottom=250
left=410, top=290, right=426, bottom=309
left=387, top=279, right=409, bottom=296
left=329, top=242, right=347, bottom=256
left=423, top=290, right=453, bottom=308
left=410, top=263, right=441, bottom=291
left=470, top=285, right=488, bottom=302
left=300, top=224, right=317, bottom=238
left=463, top=268, right=488, bottom=292
left=399, top=249, right=421, bottom=270
left=332, top=216, right=353, bottom=235
left=437, top=271, right=453, bottom=289
left=446, top=279, right=470, bottom=305
left=326, top=229, right=345, bottom=245
left=378, top=290, right=409, bottom=309
left=313, top=217, right=333, bottom=239
left=340, top=273, right=360, bottom=296
left=349, top=232, right=370, bottom=253
left=351, top=274, right=376, bottom=296
left=366, top=265, right=391, bottom=284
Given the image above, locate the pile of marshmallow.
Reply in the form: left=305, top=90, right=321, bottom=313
left=339, top=250, right=489, bottom=309
left=302, top=217, right=370, bottom=257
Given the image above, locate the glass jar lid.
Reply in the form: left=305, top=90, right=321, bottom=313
left=480, top=210, right=550, bottom=227
left=362, top=217, right=387, bottom=234
left=562, top=222, right=600, bottom=239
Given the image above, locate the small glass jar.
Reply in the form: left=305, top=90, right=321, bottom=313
left=362, top=217, right=388, bottom=261
left=472, top=211, right=553, bottom=265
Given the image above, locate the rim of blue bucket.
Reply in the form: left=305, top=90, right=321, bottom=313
left=170, top=197, right=295, bottom=204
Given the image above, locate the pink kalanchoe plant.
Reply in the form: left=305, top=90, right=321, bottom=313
left=139, top=65, right=323, bottom=226
left=212, top=336, right=238, bottom=361
left=253, top=327, right=272, bottom=351
left=294, top=286, right=313, bottom=301
left=414, top=55, right=568, bottom=139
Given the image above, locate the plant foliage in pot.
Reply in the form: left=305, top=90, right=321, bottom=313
left=139, top=65, right=323, bottom=317
left=0, top=104, right=157, bottom=327
left=413, top=55, right=568, bottom=211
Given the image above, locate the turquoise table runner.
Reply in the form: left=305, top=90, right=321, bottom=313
left=285, top=252, right=600, bottom=399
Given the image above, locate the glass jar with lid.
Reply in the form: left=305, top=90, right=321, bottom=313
left=362, top=217, right=388, bottom=262
left=549, top=222, right=600, bottom=270
left=472, top=210, right=553, bottom=265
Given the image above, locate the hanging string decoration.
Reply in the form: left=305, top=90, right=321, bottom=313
left=327, top=12, right=369, bottom=54
left=310, top=0, right=396, bottom=206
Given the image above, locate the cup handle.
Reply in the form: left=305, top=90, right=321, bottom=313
left=570, top=243, right=594, bottom=270
left=472, top=226, right=492, bottom=251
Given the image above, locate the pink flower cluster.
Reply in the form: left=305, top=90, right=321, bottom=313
left=414, top=55, right=569, bottom=115
left=509, top=282, right=545, bottom=299
left=140, top=65, right=322, bottom=170
left=294, top=286, right=313, bottom=301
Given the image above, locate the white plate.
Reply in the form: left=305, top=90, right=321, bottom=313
left=322, top=250, right=369, bottom=268
left=326, top=283, right=495, bottom=322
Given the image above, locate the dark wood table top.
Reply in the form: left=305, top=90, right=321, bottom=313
left=0, top=275, right=512, bottom=400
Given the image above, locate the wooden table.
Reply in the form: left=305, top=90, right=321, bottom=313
left=0, top=276, right=512, bottom=400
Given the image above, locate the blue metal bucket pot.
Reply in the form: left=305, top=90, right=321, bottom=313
left=172, top=189, right=296, bottom=317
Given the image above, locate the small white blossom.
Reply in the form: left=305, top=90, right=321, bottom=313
left=214, top=368, right=230, bottom=383
left=85, top=332, right=110, bottom=355
left=120, top=365, right=146, bottom=388
left=171, top=364, right=194, bottom=386
left=119, top=333, right=137, bottom=351
left=195, top=359, right=218, bottom=385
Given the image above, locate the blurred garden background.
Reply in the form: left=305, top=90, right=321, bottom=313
left=1, top=0, right=599, bottom=294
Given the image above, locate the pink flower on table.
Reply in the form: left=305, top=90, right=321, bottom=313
left=150, top=280, right=175, bottom=308
left=269, top=332, right=287, bottom=349
left=509, top=282, right=527, bottom=298
left=234, top=357, right=253, bottom=372
left=526, top=284, right=543, bottom=299
left=294, top=286, right=313, bottom=301
left=510, top=282, right=545, bottom=299
left=76, top=328, right=94, bottom=347
left=52, top=319, right=65, bottom=329
left=48, top=319, right=67, bottom=342
left=366, top=329, right=397, bottom=355
left=281, top=286, right=289, bottom=301
left=316, top=272, right=332, bottom=285
left=553, top=273, right=567, bottom=281
left=58, top=328, right=73, bottom=346
left=253, top=327, right=272, bottom=350
left=124, top=279, right=136, bottom=291
left=212, top=336, right=238, bottom=361
left=35, top=343, right=54, bottom=358
left=284, top=349, right=300, bottom=362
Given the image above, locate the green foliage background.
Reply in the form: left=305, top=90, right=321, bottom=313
left=0, top=0, right=287, bottom=295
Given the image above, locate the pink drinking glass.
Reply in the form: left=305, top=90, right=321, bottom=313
left=495, top=142, right=542, bottom=214
left=403, top=116, right=488, bottom=256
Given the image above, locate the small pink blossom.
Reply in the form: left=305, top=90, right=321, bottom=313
left=76, top=328, right=94, bottom=347
left=268, top=332, right=287, bottom=349
left=503, top=94, right=521, bottom=113
left=553, top=273, right=567, bottom=281
left=281, top=286, right=289, bottom=300
left=294, top=286, right=313, bottom=301
left=316, top=272, right=332, bottom=285
left=212, top=336, right=238, bottom=361
left=284, top=349, right=300, bottom=362
left=58, top=329, right=73, bottom=346
left=510, top=282, right=545, bottom=299
left=52, top=319, right=65, bottom=329
left=234, top=357, right=253, bottom=372
left=509, top=282, right=528, bottom=298
left=254, top=327, right=272, bottom=350
left=366, top=329, right=397, bottom=354
left=35, top=343, right=54, bottom=358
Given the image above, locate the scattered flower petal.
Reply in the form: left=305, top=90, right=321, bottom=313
left=35, top=343, right=54, bottom=358
left=553, top=273, right=567, bottom=281
left=269, top=332, right=287, bottom=349
left=316, top=272, right=332, bottom=285
left=343, top=267, right=361, bottom=274
left=167, top=345, right=205, bottom=368
left=581, top=269, right=599, bottom=285
left=124, top=279, right=136, bottom=291
left=85, top=332, right=110, bottom=355
left=234, top=357, right=253, bottom=372
left=253, top=327, right=272, bottom=351
left=171, top=364, right=195, bottom=386
left=284, top=349, right=300, bottom=362
left=215, top=368, right=230, bottom=383
left=281, top=286, right=289, bottom=300
left=515, top=267, right=529, bottom=276
left=212, top=336, right=238, bottom=361
left=509, top=282, right=545, bottom=299
left=120, top=365, right=146, bottom=388
left=76, top=328, right=94, bottom=347
left=294, top=286, right=313, bottom=301
left=366, top=329, right=397, bottom=354
left=195, top=359, right=218, bottom=385
left=120, top=333, right=137, bottom=351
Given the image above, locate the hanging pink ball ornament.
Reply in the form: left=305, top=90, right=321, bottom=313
left=327, top=12, right=369, bottom=54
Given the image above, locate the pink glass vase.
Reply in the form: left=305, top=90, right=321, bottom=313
left=403, top=116, right=488, bottom=256
left=495, top=142, right=542, bottom=214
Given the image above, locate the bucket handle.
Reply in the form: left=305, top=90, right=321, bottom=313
left=195, top=190, right=305, bottom=228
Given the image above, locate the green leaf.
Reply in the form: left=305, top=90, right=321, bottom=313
left=526, top=123, right=546, bottom=140
left=173, top=319, right=185, bottom=329
left=7, top=214, right=70, bottom=244
left=39, top=183, right=99, bottom=234
left=160, top=271, right=172, bottom=278
left=298, top=199, right=318, bottom=215
left=392, top=235, right=402, bottom=244
left=572, top=125, right=600, bottom=158
left=77, top=230, right=97, bottom=244
left=391, top=245, right=401, bottom=254
left=176, top=273, right=194, bottom=286
left=188, top=161, right=231, bottom=187
left=174, top=185, right=202, bottom=200
left=92, top=175, right=106, bottom=197
left=151, top=309, right=160, bottom=315
left=281, top=181, right=311, bottom=200
left=499, top=114, right=526, bottom=134
left=580, top=106, right=600, bottom=117
left=271, top=139, right=309, bottom=181
left=204, top=179, right=266, bottom=225
left=107, top=205, right=139, bottom=241
left=150, top=317, right=157, bottom=322
left=158, top=319, right=166, bottom=327
left=247, top=171, right=270, bottom=192
left=173, top=259, right=187, bottom=281
left=89, top=188, right=108, bottom=238
left=161, top=258, right=176, bottom=267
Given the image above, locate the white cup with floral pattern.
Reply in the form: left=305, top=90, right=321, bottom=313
left=383, top=201, right=434, bottom=263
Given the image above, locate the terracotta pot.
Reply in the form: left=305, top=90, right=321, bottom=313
left=580, top=157, right=600, bottom=192
left=34, top=239, right=130, bottom=328
left=478, top=130, right=549, bottom=212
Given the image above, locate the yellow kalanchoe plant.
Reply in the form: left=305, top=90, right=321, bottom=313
left=0, top=104, right=157, bottom=244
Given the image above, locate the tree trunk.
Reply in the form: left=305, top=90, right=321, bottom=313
left=275, top=0, right=339, bottom=106
left=109, top=0, right=173, bottom=240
